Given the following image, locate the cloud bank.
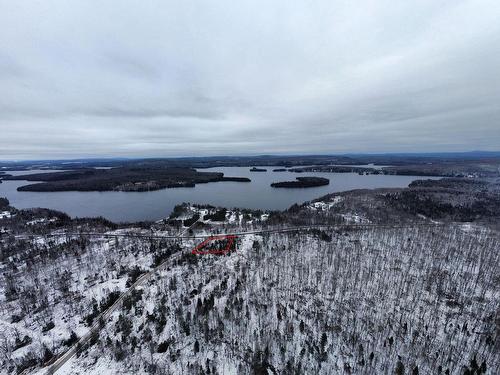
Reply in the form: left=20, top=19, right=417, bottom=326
left=1, top=0, right=499, bottom=159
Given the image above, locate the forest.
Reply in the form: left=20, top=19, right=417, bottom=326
left=4, top=168, right=250, bottom=192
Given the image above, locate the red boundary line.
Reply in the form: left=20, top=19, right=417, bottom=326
left=191, top=235, right=237, bottom=255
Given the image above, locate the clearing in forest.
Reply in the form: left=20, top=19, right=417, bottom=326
left=191, top=235, right=237, bottom=255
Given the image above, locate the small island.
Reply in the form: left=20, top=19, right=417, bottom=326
left=220, top=177, right=251, bottom=182
left=250, top=167, right=267, bottom=172
left=271, top=176, right=330, bottom=188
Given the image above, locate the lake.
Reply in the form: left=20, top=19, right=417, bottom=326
left=0, top=166, right=438, bottom=223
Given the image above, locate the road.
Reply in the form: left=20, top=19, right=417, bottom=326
left=44, top=252, right=184, bottom=374
left=35, top=221, right=445, bottom=374
left=24, top=222, right=447, bottom=242
left=32, top=222, right=199, bottom=375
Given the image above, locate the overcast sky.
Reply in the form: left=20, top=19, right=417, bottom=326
left=1, top=1, right=499, bottom=160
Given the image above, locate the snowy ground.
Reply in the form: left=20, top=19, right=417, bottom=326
left=26, top=225, right=499, bottom=374
left=1, top=195, right=499, bottom=374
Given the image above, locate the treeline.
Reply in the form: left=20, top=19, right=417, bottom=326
left=0, top=197, right=9, bottom=208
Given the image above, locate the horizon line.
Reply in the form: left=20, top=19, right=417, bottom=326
left=1, top=150, right=500, bottom=163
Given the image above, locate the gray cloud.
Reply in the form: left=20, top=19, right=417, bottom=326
left=1, top=0, right=499, bottom=159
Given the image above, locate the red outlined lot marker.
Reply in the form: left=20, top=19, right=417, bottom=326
left=191, top=235, right=237, bottom=255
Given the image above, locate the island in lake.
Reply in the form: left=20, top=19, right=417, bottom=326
left=5, top=167, right=251, bottom=192
left=250, top=167, right=267, bottom=172
left=271, top=176, right=330, bottom=188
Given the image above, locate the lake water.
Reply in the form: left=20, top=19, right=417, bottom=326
left=0, top=167, right=438, bottom=223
